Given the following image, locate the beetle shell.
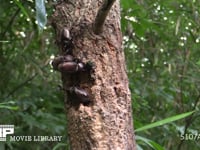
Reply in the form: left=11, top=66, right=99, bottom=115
left=52, top=56, right=64, bottom=70
left=77, top=62, right=85, bottom=71
left=63, top=55, right=74, bottom=62
left=62, top=28, right=71, bottom=40
left=52, top=55, right=74, bottom=70
left=69, top=87, right=90, bottom=103
left=61, top=28, right=74, bottom=54
left=58, top=62, right=78, bottom=73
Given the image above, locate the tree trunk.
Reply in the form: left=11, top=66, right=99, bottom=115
left=51, top=0, right=136, bottom=149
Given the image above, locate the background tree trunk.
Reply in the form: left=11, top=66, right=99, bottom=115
left=52, top=0, right=136, bottom=149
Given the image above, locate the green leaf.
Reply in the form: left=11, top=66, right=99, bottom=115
left=0, top=101, right=16, bottom=105
left=0, top=104, right=19, bottom=110
left=175, top=17, right=181, bottom=35
left=136, top=135, right=165, bottom=150
left=13, top=0, right=30, bottom=19
left=135, top=111, right=195, bottom=132
left=0, top=105, right=18, bottom=110
left=196, top=59, right=200, bottom=66
left=0, top=101, right=19, bottom=110
left=35, top=0, right=47, bottom=30
left=136, top=144, right=144, bottom=150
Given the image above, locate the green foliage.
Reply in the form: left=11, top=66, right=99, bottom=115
left=0, top=0, right=66, bottom=149
left=135, top=111, right=194, bottom=132
left=121, top=0, right=200, bottom=149
left=1, top=0, right=200, bottom=149
left=0, top=101, right=19, bottom=110
left=136, top=135, right=164, bottom=150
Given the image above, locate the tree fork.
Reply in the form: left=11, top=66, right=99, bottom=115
left=51, top=0, right=136, bottom=149
left=93, top=0, right=116, bottom=34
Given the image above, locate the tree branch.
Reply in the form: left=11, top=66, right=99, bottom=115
left=93, top=0, right=116, bottom=34
left=4, top=74, right=38, bottom=99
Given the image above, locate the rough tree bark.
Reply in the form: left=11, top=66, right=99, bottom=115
left=51, top=0, right=136, bottom=149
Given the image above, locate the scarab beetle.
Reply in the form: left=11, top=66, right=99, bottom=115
left=61, top=28, right=73, bottom=54
left=52, top=55, right=90, bottom=73
left=52, top=55, right=74, bottom=70
left=68, top=86, right=91, bottom=104
left=58, top=61, right=86, bottom=73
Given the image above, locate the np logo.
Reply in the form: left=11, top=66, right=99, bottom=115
left=0, top=125, right=14, bottom=141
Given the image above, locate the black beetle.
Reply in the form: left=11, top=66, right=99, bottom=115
left=52, top=55, right=74, bottom=70
left=61, top=28, right=73, bottom=54
left=58, top=61, right=86, bottom=73
left=68, top=86, right=91, bottom=104
left=62, top=28, right=71, bottom=40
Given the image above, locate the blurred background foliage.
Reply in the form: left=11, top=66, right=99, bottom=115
left=0, top=0, right=200, bottom=149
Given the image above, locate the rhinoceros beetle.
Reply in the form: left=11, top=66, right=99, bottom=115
left=61, top=28, right=74, bottom=54
left=58, top=85, right=91, bottom=105
left=52, top=55, right=74, bottom=70
left=67, top=86, right=91, bottom=104
left=52, top=27, right=94, bottom=106
left=58, top=61, right=86, bottom=73
left=52, top=54, right=94, bottom=73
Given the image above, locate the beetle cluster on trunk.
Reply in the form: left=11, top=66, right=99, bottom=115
left=52, top=28, right=94, bottom=106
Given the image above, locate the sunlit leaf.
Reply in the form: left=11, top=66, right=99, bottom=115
left=136, top=135, right=165, bottom=150
left=0, top=101, right=19, bottom=110
left=13, top=0, right=30, bottom=19
left=135, top=111, right=194, bottom=132
left=0, top=105, right=19, bottom=110
left=175, top=17, right=181, bottom=35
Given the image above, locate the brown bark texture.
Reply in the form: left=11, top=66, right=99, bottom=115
left=51, top=0, right=136, bottom=149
